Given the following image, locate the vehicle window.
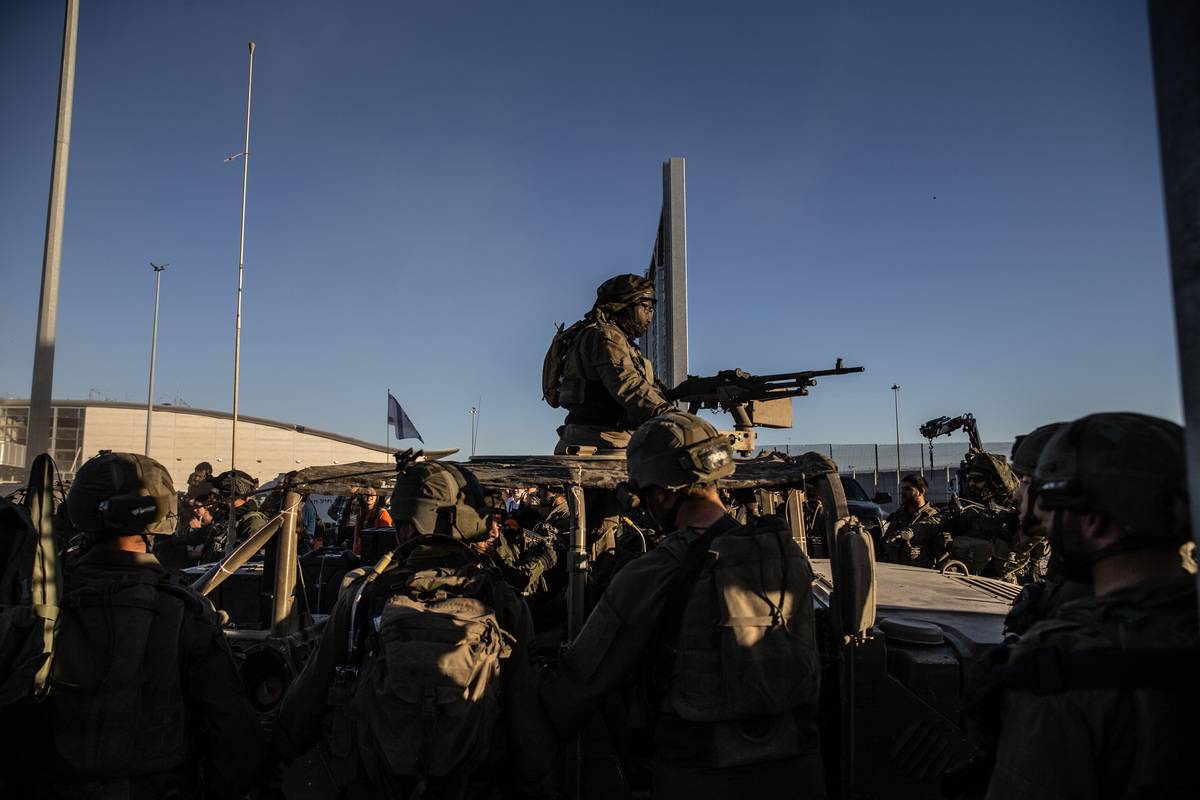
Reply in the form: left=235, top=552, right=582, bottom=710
left=840, top=475, right=870, bottom=501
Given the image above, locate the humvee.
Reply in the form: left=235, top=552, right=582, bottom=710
left=179, top=451, right=1012, bottom=799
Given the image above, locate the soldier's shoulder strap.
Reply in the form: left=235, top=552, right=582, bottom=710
left=984, top=645, right=1200, bottom=694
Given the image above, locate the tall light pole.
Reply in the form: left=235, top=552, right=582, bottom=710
left=469, top=406, right=478, bottom=457
left=145, top=262, right=169, bottom=455
left=891, top=384, right=902, bottom=494
left=227, top=41, right=255, bottom=547
left=26, top=0, right=80, bottom=471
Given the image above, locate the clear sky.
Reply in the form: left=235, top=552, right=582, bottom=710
left=0, top=1, right=1181, bottom=460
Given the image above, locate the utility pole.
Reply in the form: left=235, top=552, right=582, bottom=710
left=26, top=0, right=80, bottom=471
left=145, top=262, right=169, bottom=455
left=891, top=384, right=902, bottom=494
left=1147, top=0, right=1200, bottom=610
left=228, top=42, right=255, bottom=547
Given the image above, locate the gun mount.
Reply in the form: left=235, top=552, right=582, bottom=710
left=668, top=358, right=865, bottom=452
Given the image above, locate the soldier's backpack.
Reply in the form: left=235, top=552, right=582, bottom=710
left=541, top=315, right=594, bottom=408
left=655, top=514, right=819, bottom=765
left=347, top=549, right=515, bottom=784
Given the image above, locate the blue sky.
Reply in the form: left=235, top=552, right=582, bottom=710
left=0, top=1, right=1180, bottom=458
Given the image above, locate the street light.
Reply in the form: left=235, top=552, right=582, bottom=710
left=891, top=384, right=902, bottom=495
left=145, top=262, right=169, bottom=455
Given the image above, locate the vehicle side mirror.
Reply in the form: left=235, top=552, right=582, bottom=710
left=873, top=492, right=892, bottom=505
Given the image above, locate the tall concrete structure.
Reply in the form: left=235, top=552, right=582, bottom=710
left=643, top=157, right=688, bottom=391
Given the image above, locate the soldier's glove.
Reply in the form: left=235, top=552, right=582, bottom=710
left=520, top=540, right=558, bottom=573
left=885, top=529, right=914, bottom=545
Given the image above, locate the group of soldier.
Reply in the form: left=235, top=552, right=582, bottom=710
left=1, top=272, right=1196, bottom=799
left=882, top=445, right=1046, bottom=583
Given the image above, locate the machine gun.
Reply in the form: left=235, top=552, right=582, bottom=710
left=668, top=359, right=865, bottom=452
left=919, top=413, right=982, bottom=471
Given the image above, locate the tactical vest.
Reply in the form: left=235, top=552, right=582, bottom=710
left=48, top=572, right=194, bottom=780
left=559, top=321, right=656, bottom=428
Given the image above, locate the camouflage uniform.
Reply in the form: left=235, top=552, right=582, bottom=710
left=555, top=274, right=672, bottom=454
left=26, top=453, right=267, bottom=800
left=883, top=501, right=944, bottom=567
left=493, top=527, right=558, bottom=596
left=41, top=549, right=268, bottom=799
left=976, top=413, right=1199, bottom=799
left=942, top=451, right=1020, bottom=578
left=985, top=576, right=1199, bottom=799
left=540, top=413, right=825, bottom=798
left=276, top=462, right=557, bottom=798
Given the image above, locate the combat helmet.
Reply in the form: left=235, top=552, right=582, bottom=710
left=390, top=462, right=492, bottom=542
left=1010, top=422, right=1066, bottom=477
left=1035, top=412, right=1189, bottom=541
left=626, top=412, right=736, bottom=492
left=594, top=273, right=656, bottom=311
left=66, top=452, right=177, bottom=536
left=210, top=469, right=259, bottom=499
left=962, top=450, right=1018, bottom=498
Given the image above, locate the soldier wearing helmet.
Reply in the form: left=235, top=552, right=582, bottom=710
left=939, top=450, right=1022, bottom=579
left=1001, top=421, right=1092, bottom=635
left=27, top=452, right=266, bottom=799
left=552, top=273, right=674, bottom=455
left=982, top=413, right=1199, bottom=799
left=208, top=468, right=268, bottom=555
left=277, top=461, right=557, bottom=798
left=540, top=412, right=825, bottom=797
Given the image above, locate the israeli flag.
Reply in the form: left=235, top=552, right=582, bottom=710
left=387, top=392, right=423, bottom=442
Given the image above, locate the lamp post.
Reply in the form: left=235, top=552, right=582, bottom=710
left=891, top=384, right=902, bottom=495
left=227, top=41, right=255, bottom=549
left=145, top=262, right=169, bottom=455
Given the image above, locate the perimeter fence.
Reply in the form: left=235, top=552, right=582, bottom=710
left=753, top=441, right=1015, bottom=508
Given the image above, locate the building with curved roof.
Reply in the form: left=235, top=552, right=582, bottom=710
left=0, top=399, right=390, bottom=487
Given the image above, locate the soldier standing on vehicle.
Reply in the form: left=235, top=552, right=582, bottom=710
left=981, top=413, right=1198, bottom=799
left=540, top=412, right=825, bottom=798
left=276, top=461, right=557, bottom=798
left=546, top=273, right=673, bottom=455
left=31, top=452, right=267, bottom=799
left=883, top=473, right=945, bottom=567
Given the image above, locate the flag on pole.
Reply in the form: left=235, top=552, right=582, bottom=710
left=387, top=392, right=423, bottom=442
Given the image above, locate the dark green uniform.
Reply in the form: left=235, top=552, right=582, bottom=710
left=277, top=542, right=557, bottom=798
left=39, top=548, right=267, bottom=799
left=555, top=310, right=672, bottom=454
left=985, top=575, right=1199, bottom=799
left=942, top=498, right=1020, bottom=578
left=540, top=514, right=825, bottom=798
left=883, top=501, right=944, bottom=567
left=493, top=528, right=558, bottom=596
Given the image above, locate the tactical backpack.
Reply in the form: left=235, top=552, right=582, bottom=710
left=347, top=549, right=515, bottom=784
left=541, top=315, right=594, bottom=408
left=47, top=572, right=197, bottom=778
left=655, top=515, right=819, bottom=765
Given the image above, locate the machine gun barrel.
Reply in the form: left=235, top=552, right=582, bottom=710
left=668, top=360, right=865, bottom=405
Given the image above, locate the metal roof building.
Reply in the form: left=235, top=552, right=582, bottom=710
left=0, top=399, right=390, bottom=487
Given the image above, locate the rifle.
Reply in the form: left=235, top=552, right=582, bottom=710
left=668, top=359, right=865, bottom=451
